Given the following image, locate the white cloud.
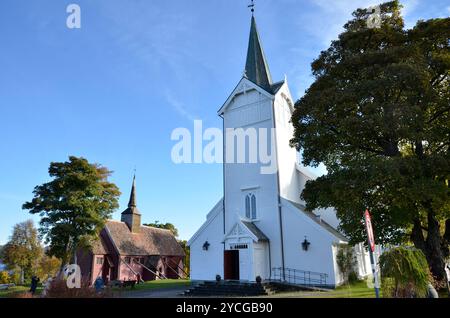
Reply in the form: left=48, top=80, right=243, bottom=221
left=304, top=0, right=381, bottom=46
left=164, top=90, right=198, bottom=122
left=301, top=0, right=422, bottom=46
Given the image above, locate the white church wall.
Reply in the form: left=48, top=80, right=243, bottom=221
left=281, top=199, right=341, bottom=286
left=273, top=84, right=303, bottom=205
left=189, top=205, right=224, bottom=281
left=223, top=86, right=284, bottom=271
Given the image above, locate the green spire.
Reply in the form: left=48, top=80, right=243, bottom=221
left=245, top=16, right=273, bottom=90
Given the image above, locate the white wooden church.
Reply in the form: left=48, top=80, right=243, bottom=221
left=188, top=14, right=372, bottom=287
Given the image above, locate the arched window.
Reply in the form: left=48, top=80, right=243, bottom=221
left=245, top=193, right=257, bottom=220
left=251, top=194, right=257, bottom=219
left=245, top=195, right=251, bottom=218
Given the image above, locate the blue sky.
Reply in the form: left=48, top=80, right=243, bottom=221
left=0, top=0, right=448, bottom=244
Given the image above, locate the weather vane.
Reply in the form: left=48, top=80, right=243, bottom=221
left=248, top=0, right=255, bottom=15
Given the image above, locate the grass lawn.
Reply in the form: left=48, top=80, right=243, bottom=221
left=266, top=281, right=380, bottom=298
left=0, top=285, right=43, bottom=298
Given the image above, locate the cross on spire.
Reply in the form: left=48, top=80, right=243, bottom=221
left=248, top=0, right=255, bottom=15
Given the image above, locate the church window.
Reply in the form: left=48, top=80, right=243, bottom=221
left=96, top=257, right=103, bottom=265
left=251, top=194, right=257, bottom=219
left=245, top=193, right=257, bottom=220
left=245, top=195, right=251, bottom=218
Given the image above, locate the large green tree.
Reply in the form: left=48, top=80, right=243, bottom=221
left=23, top=156, right=120, bottom=266
left=144, top=221, right=179, bottom=237
left=1, top=220, right=43, bottom=284
left=290, top=1, right=449, bottom=283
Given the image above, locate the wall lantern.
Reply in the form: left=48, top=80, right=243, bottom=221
left=302, top=236, right=311, bottom=251
left=203, top=241, right=210, bottom=251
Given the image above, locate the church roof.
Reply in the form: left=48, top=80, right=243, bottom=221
left=241, top=221, right=269, bottom=242
left=104, top=220, right=185, bottom=257
left=91, top=237, right=111, bottom=255
left=269, top=80, right=285, bottom=95
left=245, top=16, right=273, bottom=91
left=287, top=200, right=348, bottom=242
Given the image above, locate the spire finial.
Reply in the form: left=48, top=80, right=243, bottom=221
left=248, top=0, right=255, bottom=15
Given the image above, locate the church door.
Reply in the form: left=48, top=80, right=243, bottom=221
left=224, top=250, right=239, bottom=280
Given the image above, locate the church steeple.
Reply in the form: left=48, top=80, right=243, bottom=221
left=121, top=174, right=141, bottom=233
left=128, top=174, right=137, bottom=208
left=245, top=16, right=273, bottom=90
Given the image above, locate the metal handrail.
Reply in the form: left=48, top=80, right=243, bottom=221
left=271, top=267, right=328, bottom=286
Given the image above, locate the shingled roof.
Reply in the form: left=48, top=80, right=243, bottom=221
left=91, top=236, right=111, bottom=255
left=105, top=220, right=185, bottom=257
left=241, top=221, right=269, bottom=242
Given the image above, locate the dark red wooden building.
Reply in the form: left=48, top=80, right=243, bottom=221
left=77, top=177, right=185, bottom=285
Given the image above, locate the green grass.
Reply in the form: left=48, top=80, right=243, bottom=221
left=267, top=281, right=380, bottom=298
left=0, top=285, right=43, bottom=298
left=331, top=280, right=381, bottom=298
left=113, top=279, right=191, bottom=293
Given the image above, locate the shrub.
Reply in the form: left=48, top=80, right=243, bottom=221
left=336, top=245, right=356, bottom=284
left=44, top=278, right=112, bottom=298
left=379, top=246, right=431, bottom=298
left=348, top=271, right=359, bottom=284
left=0, top=271, right=10, bottom=284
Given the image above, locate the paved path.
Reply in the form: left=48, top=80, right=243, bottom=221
left=121, top=286, right=188, bottom=298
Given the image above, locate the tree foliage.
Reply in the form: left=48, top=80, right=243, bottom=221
left=0, top=271, right=10, bottom=284
left=290, top=1, right=450, bottom=282
left=1, top=220, right=43, bottom=283
left=23, top=156, right=120, bottom=264
left=36, top=254, right=62, bottom=281
left=144, top=221, right=179, bottom=237
left=178, top=240, right=190, bottom=277
left=379, top=246, right=431, bottom=297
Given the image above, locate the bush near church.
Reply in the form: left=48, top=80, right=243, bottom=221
left=379, top=247, right=431, bottom=298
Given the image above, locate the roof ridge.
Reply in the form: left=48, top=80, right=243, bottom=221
left=141, top=225, right=172, bottom=232
left=285, top=199, right=347, bottom=241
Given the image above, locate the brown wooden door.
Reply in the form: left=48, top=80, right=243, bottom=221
left=224, top=250, right=239, bottom=280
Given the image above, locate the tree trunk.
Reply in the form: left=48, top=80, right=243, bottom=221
left=411, top=218, right=426, bottom=254
left=425, top=210, right=446, bottom=283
